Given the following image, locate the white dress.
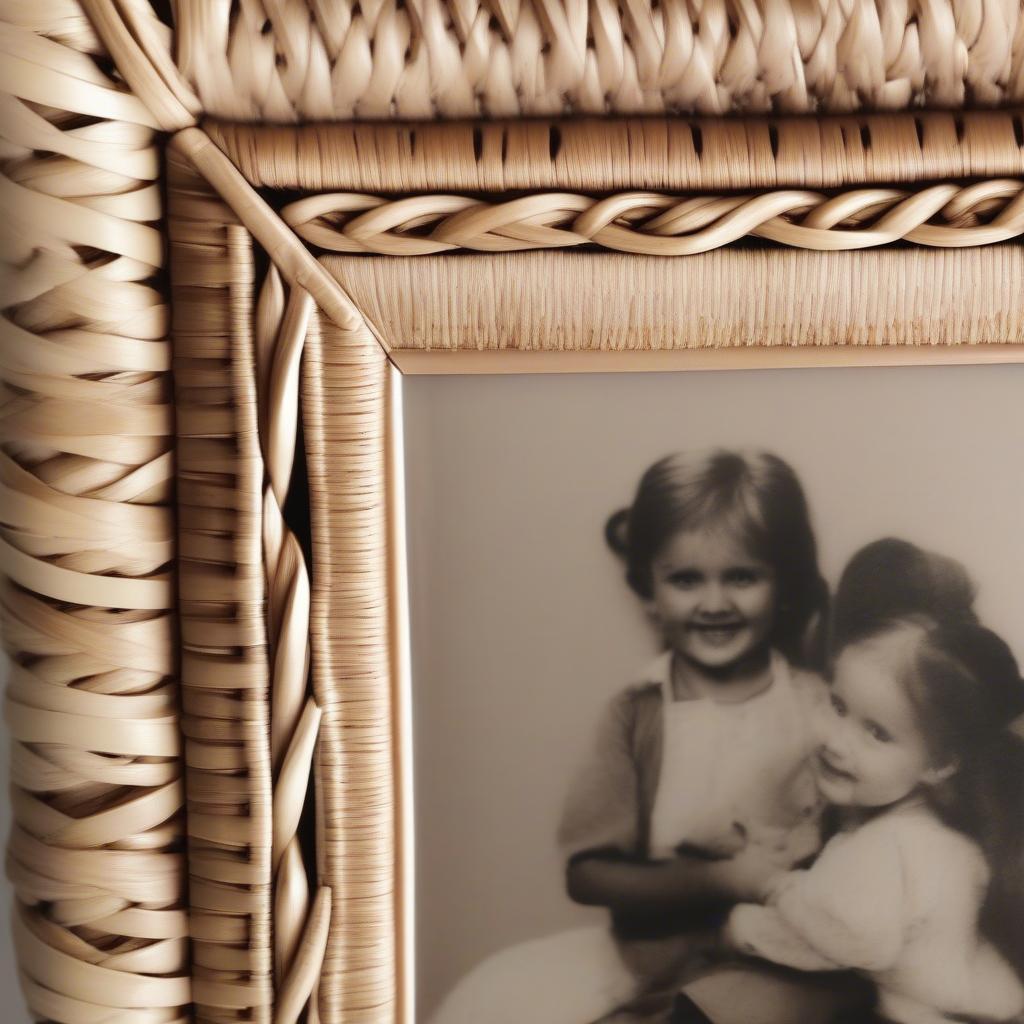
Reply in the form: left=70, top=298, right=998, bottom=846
left=429, top=652, right=826, bottom=1024
left=727, top=801, right=1024, bottom=1024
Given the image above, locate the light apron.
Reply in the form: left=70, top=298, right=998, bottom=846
left=649, top=652, right=821, bottom=862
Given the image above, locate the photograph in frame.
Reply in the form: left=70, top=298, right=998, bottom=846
left=402, top=363, right=1024, bottom=1024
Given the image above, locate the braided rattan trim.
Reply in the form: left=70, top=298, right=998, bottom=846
left=169, top=146, right=332, bottom=1024
left=0, top=5, right=190, bottom=1022
left=325, top=247, right=1024, bottom=352
left=284, top=179, right=1024, bottom=256
left=171, top=1, right=1024, bottom=120
left=207, top=112, right=1024, bottom=193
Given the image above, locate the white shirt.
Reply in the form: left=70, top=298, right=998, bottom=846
left=729, top=800, right=1024, bottom=1023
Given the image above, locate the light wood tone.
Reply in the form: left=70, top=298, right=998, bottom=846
left=170, top=128, right=369, bottom=335
left=169, top=146, right=331, bottom=1024
left=0, top=5, right=188, bottom=1023
left=208, top=112, right=1024, bottom=193
left=177, top=2, right=1024, bottom=120
left=282, top=179, right=1024, bottom=257
left=7, top=3, right=1024, bottom=1024
left=58, top=5, right=1024, bottom=135
left=389, top=344, right=1024, bottom=375
left=168, top=151, right=274, bottom=1024
left=323, top=247, right=1024, bottom=357
left=304, top=310, right=398, bottom=1023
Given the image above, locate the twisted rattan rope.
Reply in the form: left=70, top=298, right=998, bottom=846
left=0, top=3, right=188, bottom=1021
left=256, top=267, right=331, bottom=1024
left=282, top=179, right=1024, bottom=256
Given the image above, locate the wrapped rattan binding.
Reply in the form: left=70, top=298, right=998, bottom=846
left=208, top=111, right=1024, bottom=260
left=207, top=111, right=1024, bottom=193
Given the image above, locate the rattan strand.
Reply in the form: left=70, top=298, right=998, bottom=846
left=170, top=168, right=274, bottom=1023
left=171, top=127, right=370, bottom=337
left=304, top=310, right=397, bottom=1023
left=207, top=112, right=1024, bottom=193
left=325, top=247, right=1024, bottom=352
left=282, top=178, right=1024, bottom=256
left=130, top=1, right=1024, bottom=121
left=0, top=5, right=189, bottom=1023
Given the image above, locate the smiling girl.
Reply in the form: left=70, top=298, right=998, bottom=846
left=556, top=450, right=845, bottom=1017
left=727, top=542, right=1024, bottom=1024
left=431, top=450, right=854, bottom=1024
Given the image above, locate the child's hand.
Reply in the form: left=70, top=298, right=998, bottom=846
left=714, top=838, right=793, bottom=903
left=675, top=821, right=749, bottom=860
left=745, top=819, right=822, bottom=869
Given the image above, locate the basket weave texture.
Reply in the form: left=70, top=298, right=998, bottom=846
left=3, top=3, right=1024, bottom=1024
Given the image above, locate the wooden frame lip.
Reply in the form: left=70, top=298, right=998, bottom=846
left=388, top=344, right=1024, bottom=376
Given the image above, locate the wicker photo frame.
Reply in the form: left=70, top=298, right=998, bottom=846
left=3, top=4, right=1024, bottom=1024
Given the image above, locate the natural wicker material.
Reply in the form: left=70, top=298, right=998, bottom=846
left=303, top=315, right=398, bottom=1024
left=0, top=5, right=188, bottom=1023
left=165, top=117, right=1024, bottom=1024
left=168, top=147, right=331, bottom=1024
left=325, top=246, right=1024, bottom=356
left=284, top=179, right=1024, bottom=255
left=175, top=1, right=1024, bottom=120
left=6, top=4, right=1024, bottom=1024
left=207, top=111, right=1024, bottom=192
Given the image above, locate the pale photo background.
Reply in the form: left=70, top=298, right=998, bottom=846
left=402, top=364, right=1024, bottom=1018
left=1, top=653, right=27, bottom=1022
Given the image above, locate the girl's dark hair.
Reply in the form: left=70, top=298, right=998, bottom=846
left=606, top=450, right=828, bottom=668
left=832, top=540, right=1024, bottom=977
left=831, top=537, right=978, bottom=653
left=869, top=619, right=1024, bottom=978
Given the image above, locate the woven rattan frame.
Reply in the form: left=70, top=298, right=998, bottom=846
left=3, top=3, right=1024, bottom=1024
left=159, top=113, right=1024, bottom=1024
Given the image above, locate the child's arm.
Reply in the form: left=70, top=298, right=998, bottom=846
left=561, top=686, right=798, bottom=915
left=725, top=903, right=841, bottom=971
left=726, top=826, right=906, bottom=973
left=568, top=836, right=791, bottom=913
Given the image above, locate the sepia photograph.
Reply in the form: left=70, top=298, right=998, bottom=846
left=403, top=363, right=1024, bottom=1024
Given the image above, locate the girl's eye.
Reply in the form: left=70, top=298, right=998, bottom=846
left=668, top=570, right=702, bottom=589
left=724, top=568, right=761, bottom=587
left=830, top=694, right=847, bottom=717
left=866, top=722, right=892, bottom=744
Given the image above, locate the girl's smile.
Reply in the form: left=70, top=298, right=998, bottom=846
left=690, top=621, right=747, bottom=646
left=815, top=627, right=950, bottom=808
left=650, top=527, right=776, bottom=686
left=816, top=749, right=857, bottom=786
